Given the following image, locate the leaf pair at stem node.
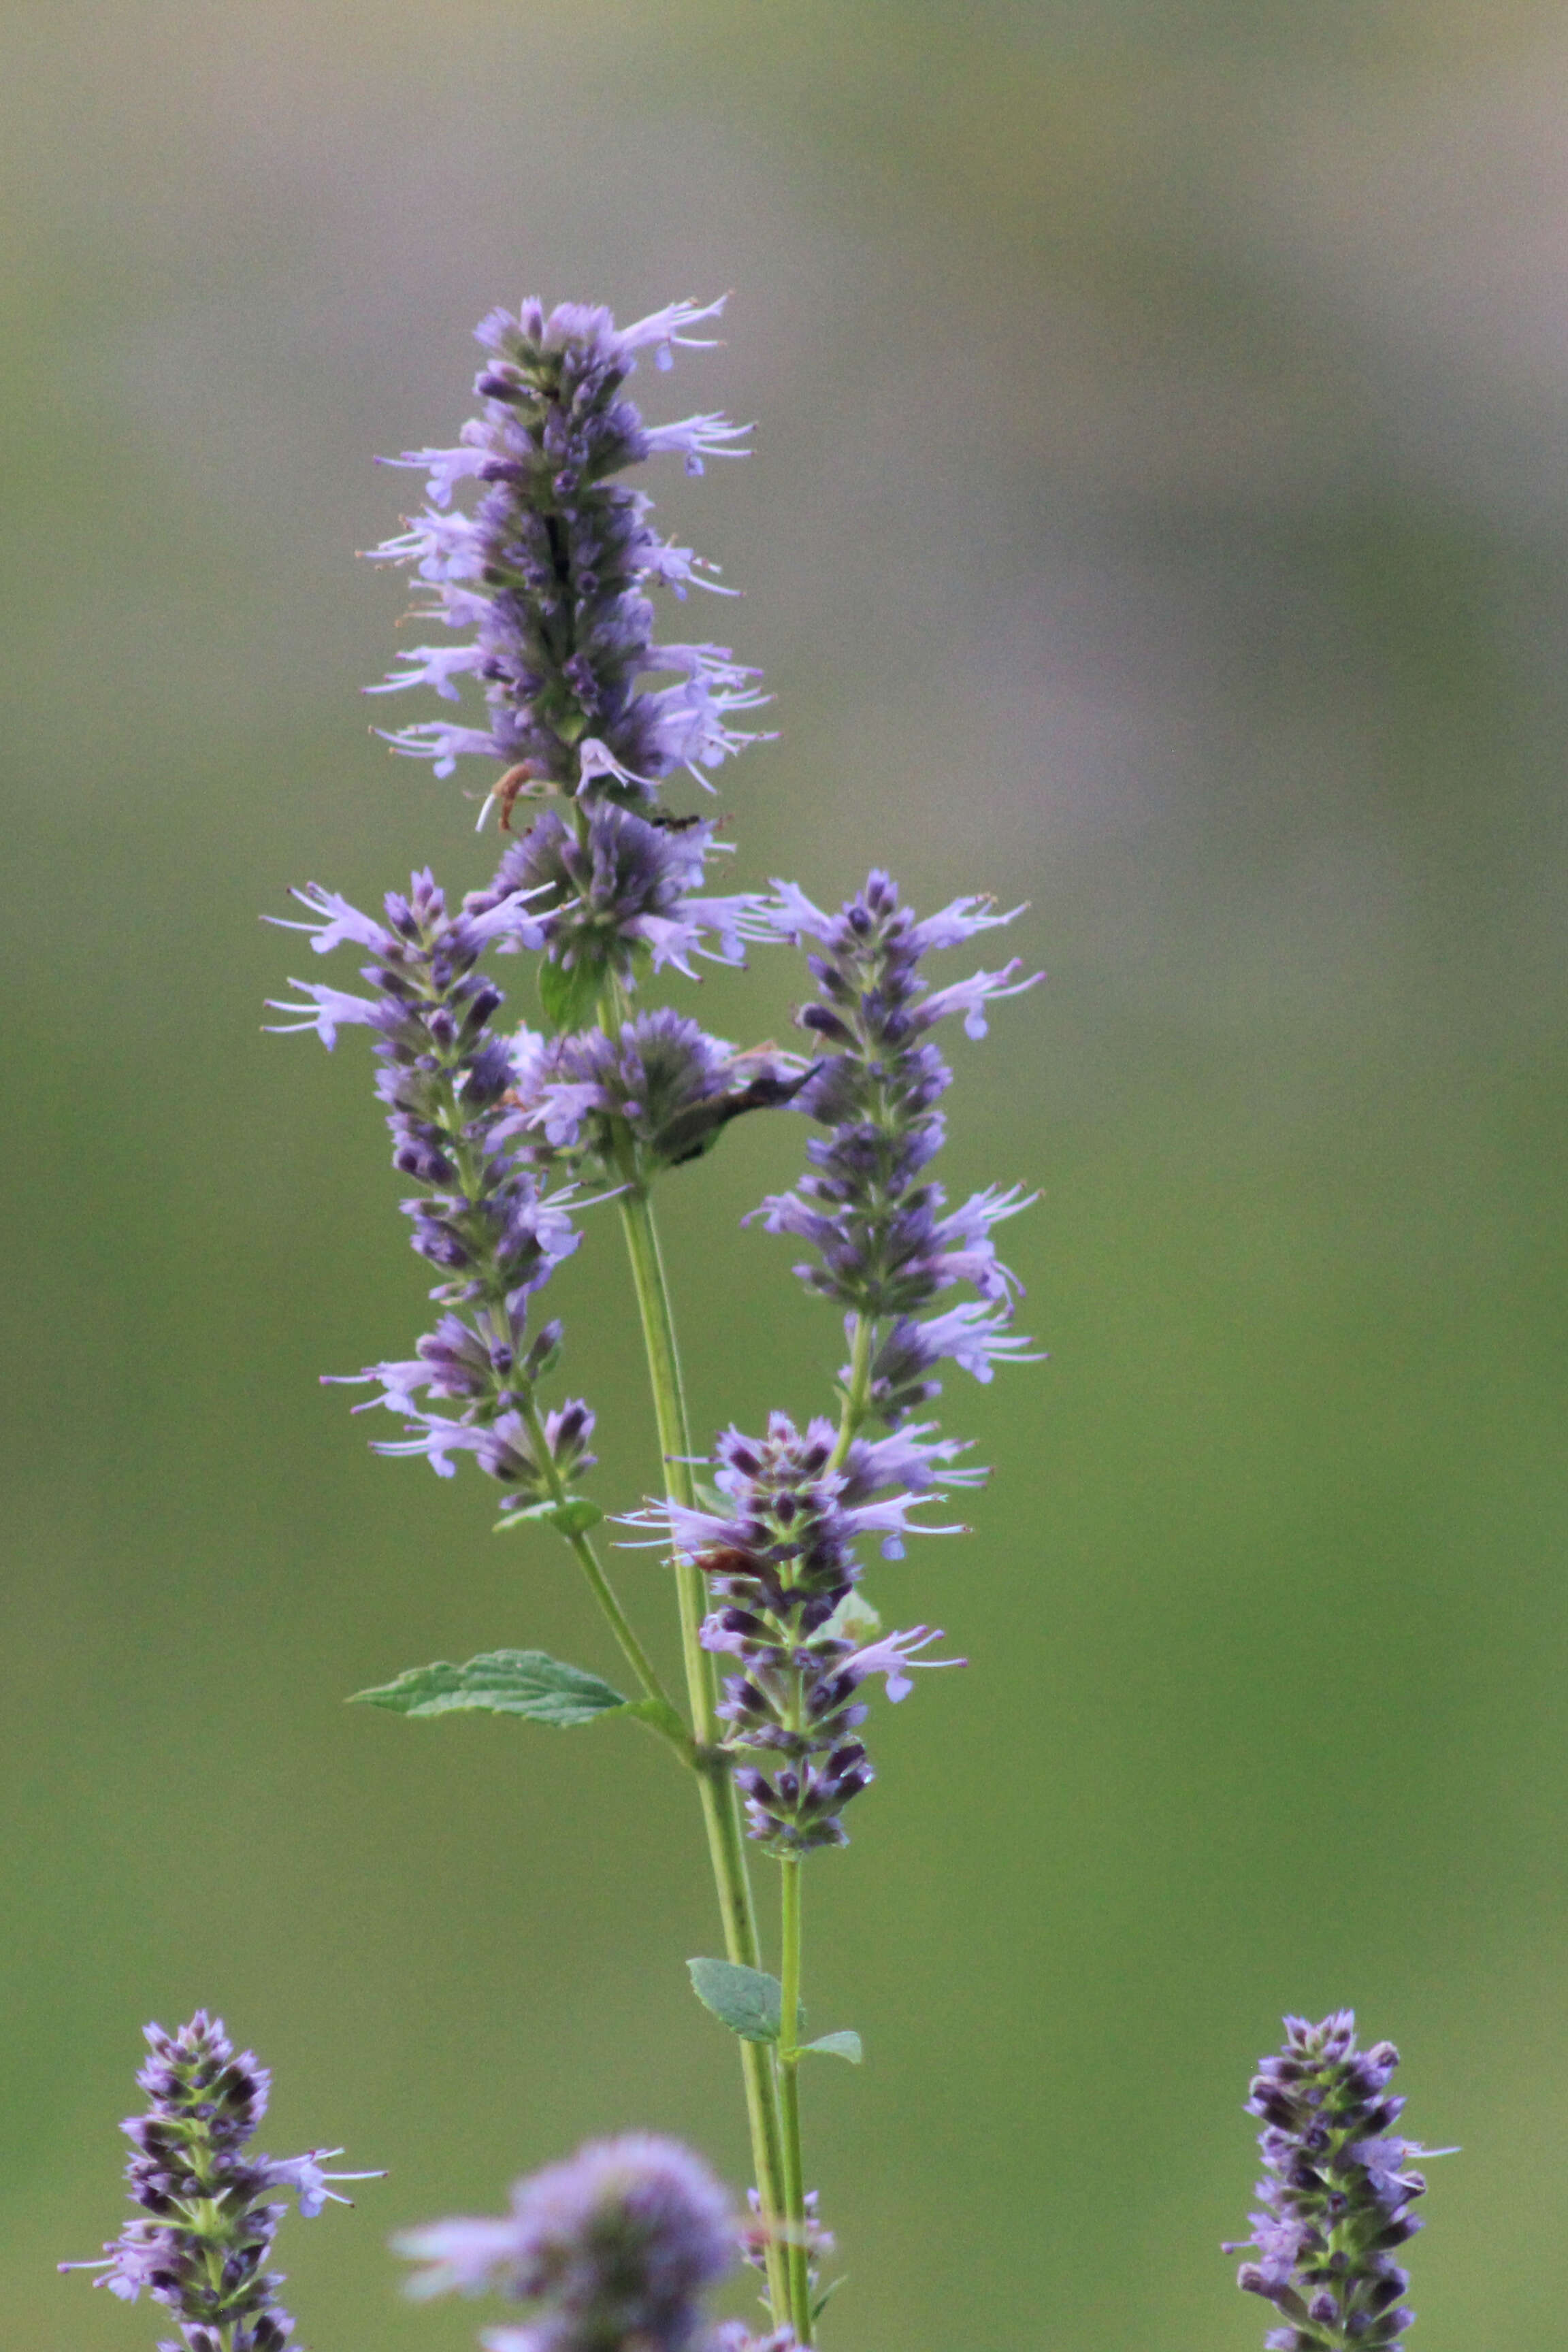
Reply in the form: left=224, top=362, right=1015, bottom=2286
left=687, top=1959, right=862, bottom=2063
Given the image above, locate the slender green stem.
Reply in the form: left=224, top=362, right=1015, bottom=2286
left=614, top=1190, right=715, bottom=1729
left=513, top=1392, right=691, bottom=1759
left=429, top=1073, right=683, bottom=1741
left=615, top=1179, right=791, bottom=2325
left=826, top=1310, right=874, bottom=1473
left=777, top=1856, right=813, bottom=2344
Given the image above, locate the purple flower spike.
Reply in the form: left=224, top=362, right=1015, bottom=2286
left=60, top=2011, right=380, bottom=2352
left=627, top=1413, right=967, bottom=1855
left=751, top=869, right=1042, bottom=1427
left=267, top=870, right=593, bottom=1509
left=395, top=2134, right=742, bottom=2352
left=1228, top=2012, right=1454, bottom=2352
left=365, top=296, right=770, bottom=808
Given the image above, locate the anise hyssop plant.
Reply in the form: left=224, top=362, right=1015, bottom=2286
left=265, top=293, right=1040, bottom=2344
left=61, top=293, right=1469, bottom=2352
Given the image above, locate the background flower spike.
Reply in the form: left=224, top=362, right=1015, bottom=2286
left=1228, top=2012, right=1454, bottom=2352
left=60, top=2010, right=380, bottom=2350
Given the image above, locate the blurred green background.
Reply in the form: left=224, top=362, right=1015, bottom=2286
left=5, top=2, right=1568, bottom=2346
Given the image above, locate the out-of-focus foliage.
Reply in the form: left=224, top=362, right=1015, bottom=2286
left=5, top=5, right=1567, bottom=2349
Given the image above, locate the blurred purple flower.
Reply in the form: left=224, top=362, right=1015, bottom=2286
left=397, top=2134, right=738, bottom=2352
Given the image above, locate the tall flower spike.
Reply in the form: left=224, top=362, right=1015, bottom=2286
left=1228, top=2012, right=1454, bottom=2352
left=60, top=2010, right=380, bottom=2351
left=395, top=2133, right=745, bottom=2352
left=266, top=870, right=593, bottom=1511
left=365, top=297, right=770, bottom=803
left=753, top=871, right=1042, bottom=1426
left=627, top=1414, right=967, bottom=1852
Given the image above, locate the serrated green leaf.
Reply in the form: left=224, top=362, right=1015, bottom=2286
left=687, top=1957, right=791, bottom=2044
left=802, top=2029, right=863, bottom=2064
left=538, top=954, right=606, bottom=1036
left=494, top=1495, right=604, bottom=1539
left=350, top=1650, right=629, bottom=1727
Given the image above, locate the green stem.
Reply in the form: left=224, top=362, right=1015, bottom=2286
left=615, top=1189, right=715, bottom=1729
left=826, top=1310, right=874, bottom=1472
left=615, top=1180, right=791, bottom=2325
left=431, top=1071, right=683, bottom=1746
left=514, top=1392, right=690, bottom=1761
left=777, top=1856, right=813, bottom=2344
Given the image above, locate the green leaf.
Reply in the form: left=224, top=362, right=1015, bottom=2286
left=538, top=954, right=606, bottom=1036
left=687, top=1958, right=793, bottom=2044
left=494, top=1495, right=604, bottom=1539
left=350, top=1650, right=629, bottom=1727
left=820, top=1588, right=881, bottom=1645
left=811, top=2276, right=849, bottom=2325
left=802, top=2029, right=863, bottom=2064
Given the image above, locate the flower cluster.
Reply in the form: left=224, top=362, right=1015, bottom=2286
left=636, top=1414, right=973, bottom=1852
left=396, top=2133, right=762, bottom=2352
left=1230, top=2012, right=1447, bottom=2352
left=61, top=2010, right=378, bottom=2350
left=753, top=872, right=1041, bottom=1425
left=513, top=1009, right=809, bottom=1175
left=474, top=805, right=764, bottom=985
left=365, top=295, right=769, bottom=801
left=267, top=869, right=594, bottom=1509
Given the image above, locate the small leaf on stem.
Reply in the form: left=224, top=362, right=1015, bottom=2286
left=494, top=1496, right=605, bottom=1539
left=687, top=1958, right=803, bottom=2044
left=350, top=1650, right=629, bottom=1727
left=812, top=2276, right=849, bottom=2323
left=802, top=2031, right=863, bottom=2064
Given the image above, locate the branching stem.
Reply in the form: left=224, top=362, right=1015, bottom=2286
left=436, top=1070, right=687, bottom=1755
left=514, top=1392, right=691, bottom=1759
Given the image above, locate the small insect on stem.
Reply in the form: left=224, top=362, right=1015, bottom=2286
left=493, top=761, right=551, bottom=832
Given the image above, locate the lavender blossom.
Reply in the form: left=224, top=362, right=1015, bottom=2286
left=365, top=296, right=769, bottom=801
left=512, top=1009, right=810, bottom=1173
left=395, top=2134, right=740, bottom=2352
left=469, top=804, right=765, bottom=981
left=61, top=2010, right=379, bottom=2351
left=753, top=871, right=1041, bottom=1426
left=630, top=1414, right=968, bottom=1852
left=267, top=869, right=593, bottom=1509
left=1230, top=2012, right=1451, bottom=2352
